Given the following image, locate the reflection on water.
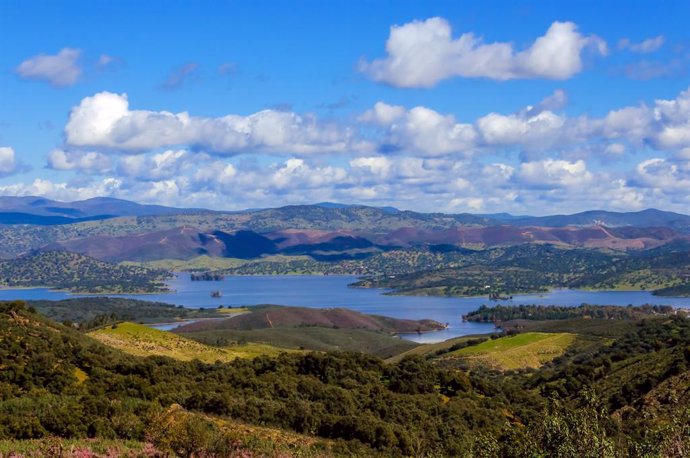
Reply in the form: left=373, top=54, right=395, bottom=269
left=1, top=274, right=688, bottom=343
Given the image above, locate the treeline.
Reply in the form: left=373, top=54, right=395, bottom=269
left=464, top=303, right=679, bottom=323
left=27, top=297, right=223, bottom=327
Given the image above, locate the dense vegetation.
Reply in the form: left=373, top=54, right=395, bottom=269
left=464, top=303, right=679, bottom=323
left=27, top=297, right=223, bottom=330
left=0, top=251, right=170, bottom=293
left=1, top=300, right=690, bottom=456
left=353, top=243, right=690, bottom=297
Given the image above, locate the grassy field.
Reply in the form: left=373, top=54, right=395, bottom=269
left=216, top=306, right=250, bottom=314
left=385, top=334, right=492, bottom=364
left=180, top=326, right=419, bottom=359
left=88, top=322, right=290, bottom=362
left=446, top=332, right=577, bottom=371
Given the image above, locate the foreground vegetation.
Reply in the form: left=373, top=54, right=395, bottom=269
left=2, top=299, right=690, bottom=456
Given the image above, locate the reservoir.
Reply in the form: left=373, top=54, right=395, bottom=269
left=0, top=274, right=688, bottom=342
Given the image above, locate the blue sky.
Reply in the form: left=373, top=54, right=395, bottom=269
left=1, top=0, right=689, bottom=214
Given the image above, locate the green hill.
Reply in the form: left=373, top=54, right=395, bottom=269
left=89, top=322, right=289, bottom=362
left=443, top=332, right=578, bottom=371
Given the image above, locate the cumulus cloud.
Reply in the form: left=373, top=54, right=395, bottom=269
left=633, top=157, right=690, bottom=192
left=0, top=147, right=19, bottom=175
left=517, top=159, right=593, bottom=188
left=358, top=86, right=690, bottom=158
left=117, top=150, right=191, bottom=180
left=65, top=92, right=371, bottom=155
left=360, top=102, right=477, bottom=156
left=618, top=36, right=665, bottom=53
left=16, top=48, right=82, bottom=87
left=47, top=149, right=112, bottom=173
left=0, top=177, right=123, bottom=202
left=359, top=18, right=607, bottom=87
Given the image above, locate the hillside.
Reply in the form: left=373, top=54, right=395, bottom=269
left=175, top=305, right=446, bottom=334
left=353, top=243, right=690, bottom=297
left=35, top=223, right=689, bottom=263
left=0, top=196, right=209, bottom=220
left=174, top=305, right=443, bottom=357
left=88, top=322, right=287, bottom=362
left=0, top=251, right=169, bottom=293
left=1, top=202, right=688, bottom=260
left=3, top=197, right=690, bottom=232
left=441, top=332, right=579, bottom=371
left=1, top=300, right=690, bottom=456
left=27, top=297, right=224, bottom=328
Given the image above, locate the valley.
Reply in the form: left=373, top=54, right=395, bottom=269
left=1, top=198, right=690, bottom=456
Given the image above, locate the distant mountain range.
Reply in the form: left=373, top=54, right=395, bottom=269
left=0, top=196, right=209, bottom=224
left=0, top=196, right=688, bottom=231
left=0, top=196, right=689, bottom=261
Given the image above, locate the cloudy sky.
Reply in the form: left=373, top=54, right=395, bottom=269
left=1, top=0, right=690, bottom=214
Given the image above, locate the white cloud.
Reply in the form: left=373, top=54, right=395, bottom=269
left=350, top=156, right=392, bottom=178
left=65, top=92, right=371, bottom=155
left=517, top=159, right=593, bottom=188
left=652, top=88, right=690, bottom=150
left=618, top=35, right=665, bottom=53
left=358, top=102, right=406, bottom=125
left=0, top=177, right=122, bottom=201
left=117, top=150, right=190, bottom=180
left=359, top=18, right=607, bottom=87
left=358, top=86, right=690, bottom=158
left=0, top=147, right=18, bottom=175
left=634, top=157, right=690, bottom=192
left=360, top=102, right=477, bottom=156
left=47, top=149, right=112, bottom=173
left=477, top=110, right=565, bottom=148
left=268, top=159, right=347, bottom=190
left=16, top=48, right=82, bottom=87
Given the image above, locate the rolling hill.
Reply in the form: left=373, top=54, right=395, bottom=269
left=0, top=250, right=169, bottom=293
left=175, top=305, right=446, bottom=334
left=174, top=305, right=444, bottom=357
left=88, top=322, right=287, bottom=362
left=0, top=196, right=209, bottom=219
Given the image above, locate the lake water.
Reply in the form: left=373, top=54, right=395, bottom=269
left=1, top=274, right=689, bottom=343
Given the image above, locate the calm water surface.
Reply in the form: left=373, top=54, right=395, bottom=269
left=1, top=274, right=689, bottom=343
